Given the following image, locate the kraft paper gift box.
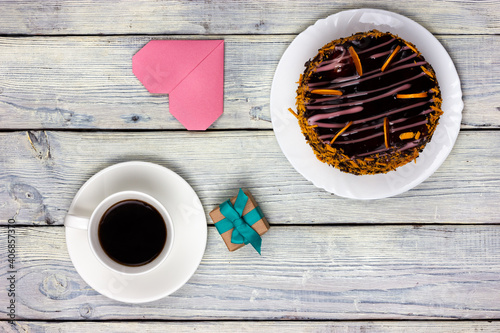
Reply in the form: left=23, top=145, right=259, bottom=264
left=209, top=189, right=270, bottom=253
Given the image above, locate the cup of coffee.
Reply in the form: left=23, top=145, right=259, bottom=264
left=64, top=191, right=174, bottom=275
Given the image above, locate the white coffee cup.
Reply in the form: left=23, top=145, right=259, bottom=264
left=64, top=191, right=174, bottom=275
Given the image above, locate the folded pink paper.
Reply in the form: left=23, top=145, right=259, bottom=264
left=133, top=40, right=224, bottom=130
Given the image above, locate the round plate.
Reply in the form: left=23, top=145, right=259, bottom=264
left=65, top=161, right=207, bottom=303
left=270, top=9, right=463, bottom=199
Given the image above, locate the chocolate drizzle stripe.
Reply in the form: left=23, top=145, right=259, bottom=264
left=357, top=37, right=395, bottom=55
left=312, top=101, right=430, bottom=129
left=389, top=52, right=418, bottom=67
left=391, top=119, right=428, bottom=133
left=397, top=140, right=422, bottom=152
left=330, top=131, right=383, bottom=145
left=316, top=50, right=348, bottom=72
left=358, top=101, right=430, bottom=124
left=307, top=84, right=411, bottom=113
left=308, top=60, right=427, bottom=88
left=370, top=44, right=409, bottom=59
left=318, top=109, right=432, bottom=140
left=311, top=50, right=417, bottom=86
left=370, top=49, right=393, bottom=59
left=355, top=147, right=390, bottom=157
left=355, top=138, right=424, bottom=158
left=316, top=117, right=431, bottom=155
left=308, top=106, right=364, bottom=122
left=308, top=72, right=427, bottom=105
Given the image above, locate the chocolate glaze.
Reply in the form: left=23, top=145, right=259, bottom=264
left=303, top=34, right=439, bottom=158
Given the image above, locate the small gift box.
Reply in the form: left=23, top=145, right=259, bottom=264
left=209, top=188, right=270, bottom=254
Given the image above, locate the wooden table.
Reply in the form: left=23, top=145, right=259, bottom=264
left=1, top=1, right=499, bottom=331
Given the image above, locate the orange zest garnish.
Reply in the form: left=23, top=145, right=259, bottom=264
left=415, top=131, right=421, bottom=140
left=310, top=89, right=343, bottom=96
left=288, top=108, right=299, bottom=119
left=396, top=92, right=428, bottom=99
left=381, top=45, right=401, bottom=72
left=348, top=46, right=363, bottom=76
left=383, top=117, right=390, bottom=149
left=330, top=121, right=353, bottom=145
left=420, top=66, right=434, bottom=78
left=430, top=105, right=442, bottom=113
left=399, top=132, right=415, bottom=140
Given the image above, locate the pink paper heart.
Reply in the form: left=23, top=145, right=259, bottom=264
left=133, top=40, right=224, bottom=130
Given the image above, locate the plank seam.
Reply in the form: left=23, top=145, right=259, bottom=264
left=3, top=223, right=500, bottom=228
left=0, top=33, right=498, bottom=38
left=4, top=318, right=500, bottom=323
left=0, top=128, right=497, bottom=133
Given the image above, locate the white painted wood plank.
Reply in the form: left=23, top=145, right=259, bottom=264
left=0, top=130, right=498, bottom=226
left=0, top=1, right=498, bottom=35
left=3, top=320, right=500, bottom=332
left=0, top=35, right=279, bottom=130
left=1, top=225, right=500, bottom=320
left=0, top=35, right=498, bottom=130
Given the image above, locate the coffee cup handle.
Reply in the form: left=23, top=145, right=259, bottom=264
left=64, top=214, right=90, bottom=230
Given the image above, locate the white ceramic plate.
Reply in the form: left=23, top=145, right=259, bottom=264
left=65, top=161, right=207, bottom=303
left=270, top=8, right=463, bottom=199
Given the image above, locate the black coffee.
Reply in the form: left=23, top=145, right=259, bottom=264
left=98, top=199, right=167, bottom=267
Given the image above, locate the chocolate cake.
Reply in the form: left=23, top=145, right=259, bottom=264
left=290, top=30, right=443, bottom=175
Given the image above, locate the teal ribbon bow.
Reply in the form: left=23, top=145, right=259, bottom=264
left=215, top=189, right=264, bottom=254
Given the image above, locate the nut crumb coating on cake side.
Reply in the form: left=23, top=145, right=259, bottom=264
left=290, top=30, right=443, bottom=175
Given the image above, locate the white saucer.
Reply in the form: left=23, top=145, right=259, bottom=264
left=270, top=9, right=463, bottom=199
left=65, top=161, right=207, bottom=303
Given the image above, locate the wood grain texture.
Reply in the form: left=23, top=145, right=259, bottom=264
left=0, top=0, right=498, bottom=35
left=3, top=320, right=500, bottom=333
left=1, top=225, right=500, bottom=320
left=0, top=35, right=498, bottom=130
left=0, top=130, right=499, bottom=226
